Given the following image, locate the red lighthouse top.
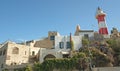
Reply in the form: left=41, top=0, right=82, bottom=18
left=96, top=7, right=106, bottom=19
left=96, top=7, right=106, bottom=23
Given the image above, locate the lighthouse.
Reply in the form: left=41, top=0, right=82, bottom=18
left=96, top=7, right=109, bottom=38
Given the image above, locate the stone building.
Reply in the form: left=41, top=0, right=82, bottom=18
left=0, top=25, right=97, bottom=71
left=0, top=41, right=40, bottom=71
left=0, top=31, right=83, bottom=71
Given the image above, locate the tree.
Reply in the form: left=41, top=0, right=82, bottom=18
left=70, top=40, right=74, bottom=51
left=82, top=38, right=89, bottom=47
left=90, top=47, right=112, bottom=67
left=107, top=38, right=120, bottom=66
left=106, top=39, right=117, bottom=48
left=25, top=65, right=32, bottom=71
left=2, top=69, right=8, bottom=71
left=73, top=52, right=86, bottom=58
left=33, top=62, right=42, bottom=71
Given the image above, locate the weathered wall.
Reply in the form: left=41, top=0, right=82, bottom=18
left=53, top=67, right=120, bottom=71
left=53, top=69, right=79, bottom=71
left=6, top=42, right=30, bottom=65
left=0, top=41, right=40, bottom=71
left=92, top=67, right=120, bottom=71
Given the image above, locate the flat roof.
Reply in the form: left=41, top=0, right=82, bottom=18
left=79, top=30, right=94, bottom=32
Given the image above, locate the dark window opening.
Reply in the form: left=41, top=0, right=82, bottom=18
left=1, top=64, right=3, bottom=68
left=84, top=34, right=89, bottom=39
left=50, top=36, right=55, bottom=40
left=32, top=51, right=35, bottom=56
left=12, top=47, right=19, bottom=54
left=66, top=42, right=70, bottom=49
left=63, top=54, right=69, bottom=58
left=3, top=49, right=6, bottom=55
left=0, top=51, right=2, bottom=56
left=59, top=42, right=64, bottom=49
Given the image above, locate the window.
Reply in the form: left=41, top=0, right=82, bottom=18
left=66, top=42, right=70, bottom=49
left=59, top=42, right=64, bottom=49
left=0, top=51, right=2, bottom=56
left=50, top=36, right=55, bottom=40
left=3, top=49, right=6, bottom=55
left=12, top=47, right=19, bottom=54
left=1, top=64, right=3, bottom=68
left=25, top=51, right=27, bottom=55
left=84, top=34, right=89, bottom=39
left=32, top=51, right=35, bottom=56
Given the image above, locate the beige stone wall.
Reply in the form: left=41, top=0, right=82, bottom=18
left=92, top=67, right=120, bottom=71
left=5, top=42, right=40, bottom=65
left=0, top=43, right=40, bottom=71
left=6, top=42, right=30, bottom=65
left=29, top=47, right=40, bottom=56
left=53, top=67, right=120, bottom=71
left=0, top=41, right=40, bottom=71
left=53, top=69, right=79, bottom=71
left=0, top=42, right=8, bottom=70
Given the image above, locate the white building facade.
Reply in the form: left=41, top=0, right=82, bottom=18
left=74, top=25, right=94, bottom=40
left=39, top=35, right=82, bottom=63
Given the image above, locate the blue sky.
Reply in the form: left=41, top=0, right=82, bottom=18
left=0, top=0, right=120, bottom=43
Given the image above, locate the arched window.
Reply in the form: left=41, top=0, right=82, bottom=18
left=44, top=54, right=56, bottom=60
left=12, top=47, right=19, bottom=54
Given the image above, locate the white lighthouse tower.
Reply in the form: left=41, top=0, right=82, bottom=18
left=96, top=7, right=109, bottom=38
